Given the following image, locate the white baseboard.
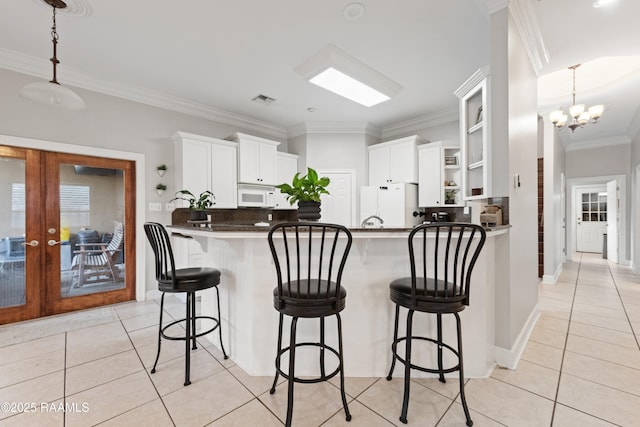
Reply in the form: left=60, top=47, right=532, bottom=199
left=494, top=305, right=540, bottom=370
left=541, top=263, right=562, bottom=284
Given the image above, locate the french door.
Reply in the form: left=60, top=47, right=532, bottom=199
left=0, top=146, right=136, bottom=324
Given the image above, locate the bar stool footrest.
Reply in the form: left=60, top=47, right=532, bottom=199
left=391, top=335, right=460, bottom=374
left=160, top=315, right=220, bottom=341
left=275, top=342, right=342, bottom=384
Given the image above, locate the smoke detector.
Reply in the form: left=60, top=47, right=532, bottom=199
left=252, top=94, right=276, bottom=105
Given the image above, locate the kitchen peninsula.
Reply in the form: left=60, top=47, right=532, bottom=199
left=167, top=222, right=510, bottom=378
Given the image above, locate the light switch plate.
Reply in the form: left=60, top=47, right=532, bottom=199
left=165, top=202, right=175, bottom=211
left=149, top=202, right=162, bottom=211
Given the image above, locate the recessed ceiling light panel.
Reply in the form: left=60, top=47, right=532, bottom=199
left=295, top=44, right=402, bottom=107
left=343, top=3, right=365, bottom=20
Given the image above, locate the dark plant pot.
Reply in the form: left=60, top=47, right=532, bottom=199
left=297, top=201, right=321, bottom=221
left=189, top=209, right=208, bottom=222
left=445, top=200, right=455, bottom=205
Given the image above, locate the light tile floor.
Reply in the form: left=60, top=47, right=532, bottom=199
left=1, top=253, right=639, bottom=426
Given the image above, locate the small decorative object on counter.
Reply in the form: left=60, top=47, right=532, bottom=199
left=171, top=190, right=216, bottom=221
left=156, top=183, right=167, bottom=197
left=156, top=164, right=167, bottom=177
left=276, top=167, right=330, bottom=221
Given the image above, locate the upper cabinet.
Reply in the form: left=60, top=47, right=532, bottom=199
left=455, top=67, right=490, bottom=200
left=417, top=141, right=461, bottom=207
left=228, top=132, right=280, bottom=186
left=173, top=132, right=238, bottom=208
left=368, top=135, right=426, bottom=186
left=274, top=152, right=299, bottom=210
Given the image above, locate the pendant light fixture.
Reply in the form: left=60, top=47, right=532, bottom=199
left=549, top=64, right=602, bottom=132
left=20, top=0, right=86, bottom=110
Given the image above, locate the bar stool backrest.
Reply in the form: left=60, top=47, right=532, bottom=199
left=408, top=222, right=486, bottom=307
left=144, top=222, right=178, bottom=288
left=268, top=222, right=352, bottom=306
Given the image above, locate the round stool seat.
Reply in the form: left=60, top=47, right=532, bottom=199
left=158, top=267, right=221, bottom=293
left=273, top=279, right=346, bottom=317
left=389, top=277, right=466, bottom=313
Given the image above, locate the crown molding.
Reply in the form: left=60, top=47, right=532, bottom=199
left=486, top=0, right=510, bottom=14
left=508, top=0, right=549, bottom=75
left=0, top=48, right=288, bottom=141
left=381, top=107, right=459, bottom=140
left=565, top=135, right=631, bottom=152
left=287, top=122, right=382, bottom=139
left=454, top=65, right=491, bottom=98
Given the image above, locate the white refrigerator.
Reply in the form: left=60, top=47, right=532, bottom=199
left=359, top=183, right=421, bottom=228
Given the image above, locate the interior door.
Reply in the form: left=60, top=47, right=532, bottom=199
left=576, top=187, right=607, bottom=253
left=606, top=179, right=619, bottom=263
left=0, top=147, right=136, bottom=324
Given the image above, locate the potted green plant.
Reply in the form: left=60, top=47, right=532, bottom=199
left=156, top=164, right=167, bottom=177
left=155, top=183, right=167, bottom=197
left=276, top=167, right=330, bottom=220
left=445, top=189, right=457, bottom=205
left=170, top=190, right=215, bottom=221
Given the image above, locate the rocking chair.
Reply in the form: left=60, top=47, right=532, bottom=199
left=71, top=221, right=124, bottom=287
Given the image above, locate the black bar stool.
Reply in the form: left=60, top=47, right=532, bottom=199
left=143, top=222, right=228, bottom=386
left=386, top=222, right=486, bottom=425
left=267, top=222, right=353, bottom=427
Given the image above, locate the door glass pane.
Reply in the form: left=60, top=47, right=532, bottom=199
left=0, top=157, right=26, bottom=308
left=61, top=164, right=126, bottom=298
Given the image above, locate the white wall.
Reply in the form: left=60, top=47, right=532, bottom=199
left=488, top=8, right=539, bottom=352
left=542, top=119, right=566, bottom=282
left=506, top=11, right=540, bottom=347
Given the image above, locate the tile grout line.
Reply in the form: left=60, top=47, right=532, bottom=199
left=549, top=252, right=582, bottom=427
left=607, top=265, right=640, bottom=351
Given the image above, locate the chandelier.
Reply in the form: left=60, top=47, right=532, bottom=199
left=549, top=64, right=602, bottom=132
left=19, top=0, right=86, bottom=110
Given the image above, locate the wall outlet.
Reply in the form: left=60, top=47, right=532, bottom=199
left=165, top=202, right=175, bottom=211
left=268, top=213, right=273, bottom=221
left=149, top=202, right=162, bottom=211
left=464, top=206, right=470, bottom=214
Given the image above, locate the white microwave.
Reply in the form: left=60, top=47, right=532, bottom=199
left=237, top=184, right=276, bottom=207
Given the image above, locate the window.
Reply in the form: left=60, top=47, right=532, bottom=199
left=11, top=183, right=91, bottom=227
left=581, top=192, right=607, bottom=222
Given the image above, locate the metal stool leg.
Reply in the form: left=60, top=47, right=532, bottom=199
left=285, top=317, right=298, bottom=427
left=437, top=313, right=445, bottom=383
left=215, top=286, right=228, bottom=359
left=336, top=313, right=352, bottom=421
left=191, top=291, right=198, bottom=350
left=399, top=309, right=414, bottom=424
left=387, top=304, right=400, bottom=380
left=150, top=292, right=165, bottom=374
left=184, top=292, right=192, bottom=386
left=455, top=312, right=473, bottom=426
left=270, top=313, right=284, bottom=394
left=320, top=316, right=326, bottom=378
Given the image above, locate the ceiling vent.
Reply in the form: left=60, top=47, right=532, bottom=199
left=252, top=94, right=276, bottom=105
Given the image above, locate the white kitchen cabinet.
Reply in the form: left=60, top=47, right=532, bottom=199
left=173, top=132, right=238, bottom=209
left=274, top=152, right=298, bottom=210
left=368, top=135, right=426, bottom=186
left=228, top=132, right=280, bottom=185
left=455, top=67, right=490, bottom=200
left=417, top=141, right=461, bottom=207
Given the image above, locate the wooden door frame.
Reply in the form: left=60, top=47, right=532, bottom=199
left=0, top=134, right=147, bottom=303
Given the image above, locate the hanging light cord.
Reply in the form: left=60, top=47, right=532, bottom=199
left=49, top=6, right=60, bottom=85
